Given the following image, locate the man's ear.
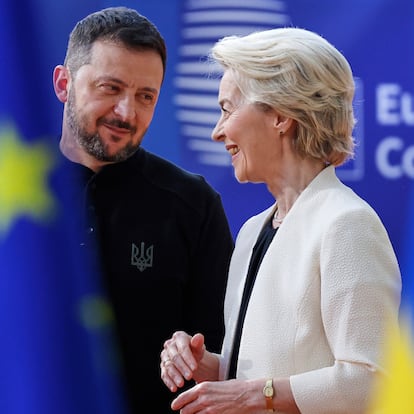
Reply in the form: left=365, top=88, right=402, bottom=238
left=53, top=65, right=70, bottom=103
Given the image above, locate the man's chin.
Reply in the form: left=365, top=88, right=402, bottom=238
left=99, top=146, right=139, bottom=163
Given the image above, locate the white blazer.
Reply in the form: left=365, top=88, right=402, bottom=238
left=219, top=166, right=401, bottom=414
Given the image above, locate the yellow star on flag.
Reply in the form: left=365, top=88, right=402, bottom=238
left=0, top=124, right=56, bottom=236
left=366, top=317, right=414, bottom=413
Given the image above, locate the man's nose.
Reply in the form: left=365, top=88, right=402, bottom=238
left=114, top=95, right=136, bottom=121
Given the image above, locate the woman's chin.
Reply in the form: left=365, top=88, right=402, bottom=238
left=234, top=171, right=249, bottom=184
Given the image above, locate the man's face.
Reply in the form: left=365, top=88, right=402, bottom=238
left=65, top=40, right=164, bottom=163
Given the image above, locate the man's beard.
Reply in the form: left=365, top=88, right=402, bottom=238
left=66, top=89, right=140, bottom=163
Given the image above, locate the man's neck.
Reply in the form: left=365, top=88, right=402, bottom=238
left=59, top=133, right=107, bottom=173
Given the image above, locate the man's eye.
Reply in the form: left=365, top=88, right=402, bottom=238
left=99, top=84, right=119, bottom=92
left=139, top=93, right=155, bottom=105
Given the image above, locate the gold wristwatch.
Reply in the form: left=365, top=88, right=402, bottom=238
left=263, top=378, right=275, bottom=412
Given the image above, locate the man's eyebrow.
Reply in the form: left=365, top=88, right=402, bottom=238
left=96, top=76, right=127, bottom=86
left=141, top=86, right=159, bottom=94
left=96, top=76, right=159, bottom=94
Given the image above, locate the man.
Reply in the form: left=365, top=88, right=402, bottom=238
left=53, top=7, right=233, bottom=413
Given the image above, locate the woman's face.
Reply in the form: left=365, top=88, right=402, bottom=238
left=212, top=71, right=279, bottom=184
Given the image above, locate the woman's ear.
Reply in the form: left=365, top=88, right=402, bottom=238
left=53, top=65, right=70, bottom=103
left=273, top=113, right=294, bottom=135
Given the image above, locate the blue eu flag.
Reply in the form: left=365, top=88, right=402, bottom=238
left=0, top=1, right=129, bottom=413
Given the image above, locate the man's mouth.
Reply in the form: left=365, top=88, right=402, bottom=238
left=101, top=118, right=137, bottom=135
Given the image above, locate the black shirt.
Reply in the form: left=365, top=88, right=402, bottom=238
left=70, top=148, right=234, bottom=413
left=228, top=218, right=278, bottom=379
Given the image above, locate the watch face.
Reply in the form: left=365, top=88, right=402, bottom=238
left=264, top=387, right=273, bottom=397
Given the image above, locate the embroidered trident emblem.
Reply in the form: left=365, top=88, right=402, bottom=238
left=131, top=242, right=153, bottom=272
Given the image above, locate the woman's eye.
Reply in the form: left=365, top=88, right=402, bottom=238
left=221, top=107, right=231, bottom=117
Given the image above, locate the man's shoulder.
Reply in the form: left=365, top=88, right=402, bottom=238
left=134, top=148, right=219, bottom=200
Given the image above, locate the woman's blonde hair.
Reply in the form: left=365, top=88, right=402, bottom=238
left=211, top=27, right=356, bottom=166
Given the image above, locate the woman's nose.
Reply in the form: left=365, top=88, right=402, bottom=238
left=211, top=119, right=224, bottom=142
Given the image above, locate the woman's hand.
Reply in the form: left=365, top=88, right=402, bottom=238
left=170, top=377, right=301, bottom=414
left=171, top=378, right=258, bottom=414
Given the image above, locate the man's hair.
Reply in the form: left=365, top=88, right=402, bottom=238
left=64, top=7, right=167, bottom=78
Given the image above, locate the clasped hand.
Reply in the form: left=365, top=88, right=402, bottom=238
left=160, top=331, right=252, bottom=413
left=160, top=331, right=206, bottom=392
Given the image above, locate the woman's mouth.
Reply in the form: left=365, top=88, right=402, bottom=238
left=226, top=145, right=240, bottom=156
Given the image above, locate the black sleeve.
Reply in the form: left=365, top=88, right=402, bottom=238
left=184, top=192, right=234, bottom=353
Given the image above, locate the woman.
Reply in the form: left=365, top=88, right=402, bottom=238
left=160, top=27, right=401, bottom=413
